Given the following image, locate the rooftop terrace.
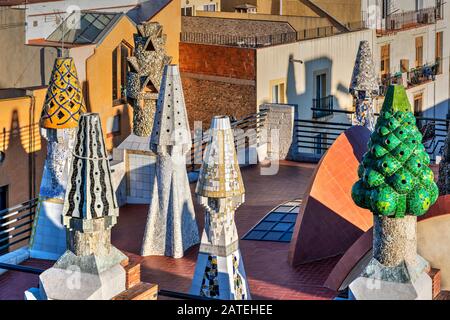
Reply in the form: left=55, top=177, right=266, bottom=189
left=0, top=161, right=343, bottom=300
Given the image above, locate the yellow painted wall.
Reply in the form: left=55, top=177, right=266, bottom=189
left=220, top=0, right=317, bottom=16
left=313, top=0, right=362, bottom=24
left=219, top=0, right=361, bottom=24
left=85, top=16, right=136, bottom=152
left=181, top=0, right=221, bottom=12
left=85, top=3, right=181, bottom=152
left=0, top=88, right=47, bottom=207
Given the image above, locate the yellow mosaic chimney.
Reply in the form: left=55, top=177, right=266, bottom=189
left=40, top=58, right=86, bottom=129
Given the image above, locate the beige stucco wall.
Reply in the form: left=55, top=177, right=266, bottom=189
left=220, top=0, right=317, bottom=16
left=196, top=11, right=331, bottom=31
left=312, top=0, right=362, bottom=24
left=256, top=29, right=374, bottom=121
left=219, top=0, right=361, bottom=24
left=373, top=21, right=450, bottom=120
left=181, top=0, right=221, bottom=11
left=0, top=7, right=57, bottom=89
left=418, top=215, right=450, bottom=290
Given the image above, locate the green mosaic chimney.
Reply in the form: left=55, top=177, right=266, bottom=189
left=352, top=85, right=439, bottom=218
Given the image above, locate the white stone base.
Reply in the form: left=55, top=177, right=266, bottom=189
left=29, top=200, right=66, bottom=260
left=349, top=257, right=432, bottom=300
left=116, top=134, right=157, bottom=205
left=38, top=264, right=126, bottom=300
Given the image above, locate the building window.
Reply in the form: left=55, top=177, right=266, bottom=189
left=112, top=42, right=132, bottom=106
left=182, top=7, right=193, bottom=16
left=270, top=80, right=286, bottom=104
left=106, top=114, right=121, bottom=138
left=416, top=0, right=424, bottom=11
left=33, top=20, right=38, bottom=27
left=316, top=73, right=327, bottom=101
left=313, top=73, right=333, bottom=118
left=203, top=4, right=216, bottom=11
left=0, top=185, right=8, bottom=211
left=382, top=0, right=389, bottom=19
left=381, top=44, right=391, bottom=79
left=415, top=36, right=424, bottom=67
left=436, top=31, right=443, bottom=74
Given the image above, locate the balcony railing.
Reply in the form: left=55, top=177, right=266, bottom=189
left=312, top=95, right=334, bottom=119
left=0, top=198, right=38, bottom=255
left=180, top=26, right=340, bottom=48
left=378, top=6, right=442, bottom=35
left=188, top=110, right=268, bottom=172
left=296, top=109, right=449, bottom=162
left=380, top=61, right=439, bottom=93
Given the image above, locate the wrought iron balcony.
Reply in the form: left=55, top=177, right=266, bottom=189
left=312, top=95, right=334, bottom=119
left=375, top=6, right=443, bottom=35
left=380, top=61, right=439, bottom=94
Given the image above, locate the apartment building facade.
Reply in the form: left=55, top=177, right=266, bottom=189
left=181, top=0, right=220, bottom=16
left=181, top=0, right=449, bottom=159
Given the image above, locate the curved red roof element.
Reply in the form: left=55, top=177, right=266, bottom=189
left=325, top=194, right=450, bottom=292
left=288, top=126, right=373, bottom=266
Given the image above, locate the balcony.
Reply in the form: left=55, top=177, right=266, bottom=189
left=376, top=6, right=443, bottom=35
left=312, top=95, right=334, bottom=119
left=380, top=61, right=439, bottom=94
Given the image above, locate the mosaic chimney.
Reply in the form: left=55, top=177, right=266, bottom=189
left=141, top=65, right=199, bottom=258
left=38, top=113, right=127, bottom=300
left=127, top=22, right=172, bottom=137
left=30, top=57, right=86, bottom=261
left=349, top=85, right=438, bottom=300
left=190, top=116, right=251, bottom=300
left=350, top=40, right=379, bottom=131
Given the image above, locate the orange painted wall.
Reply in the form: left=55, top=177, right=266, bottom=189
left=150, top=0, right=181, bottom=64
left=85, top=16, right=136, bottom=152
left=86, top=2, right=181, bottom=152
left=0, top=88, right=47, bottom=207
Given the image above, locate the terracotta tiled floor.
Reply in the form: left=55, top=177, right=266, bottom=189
left=0, top=161, right=339, bottom=300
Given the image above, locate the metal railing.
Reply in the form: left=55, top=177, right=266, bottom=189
left=312, top=95, right=334, bottom=119
left=0, top=198, right=38, bottom=255
left=376, top=6, right=443, bottom=35
left=295, top=108, right=449, bottom=161
left=180, top=26, right=339, bottom=48
left=188, top=110, right=269, bottom=172
left=380, top=61, right=440, bottom=92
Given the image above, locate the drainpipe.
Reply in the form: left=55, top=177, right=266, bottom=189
left=25, top=91, right=36, bottom=202
left=280, top=0, right=283, bottom=15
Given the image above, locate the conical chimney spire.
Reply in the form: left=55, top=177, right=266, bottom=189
left=40, top=57, right=86, bottom=129
left=350, top=40, right=379, bottom=94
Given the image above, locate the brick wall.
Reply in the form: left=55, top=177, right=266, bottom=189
left=182, top=76, right=256, bottom=127
left=179, top=43, right=256, bottom=80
